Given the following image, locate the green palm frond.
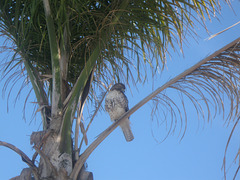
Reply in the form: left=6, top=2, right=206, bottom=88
left=43, top=0, right=62, bottom=116
left=0, top=0, right=225, bottom=90
left=0, top=0, right=226, bottom=144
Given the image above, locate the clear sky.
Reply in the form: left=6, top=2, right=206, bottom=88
left=1, top=1, right=240, bottom=180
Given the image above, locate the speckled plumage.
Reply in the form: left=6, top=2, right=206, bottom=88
left=105, top=83, right=134, bottom=142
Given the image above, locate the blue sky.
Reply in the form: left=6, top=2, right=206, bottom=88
left=1, top=1, right=240, bottom=180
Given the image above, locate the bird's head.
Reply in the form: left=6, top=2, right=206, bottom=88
left=110, top=83, right=126, bottom=92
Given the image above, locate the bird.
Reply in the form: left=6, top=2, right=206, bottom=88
left=105, top=83, right=134, bottom=142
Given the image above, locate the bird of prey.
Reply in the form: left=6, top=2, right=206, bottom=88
left=105, top=83, right=134, bottom=142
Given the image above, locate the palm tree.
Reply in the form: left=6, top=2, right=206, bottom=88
left=0, top=0, right=238, bottom=179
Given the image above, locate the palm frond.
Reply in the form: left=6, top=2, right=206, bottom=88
left=152, top=49, right=240, bottom=139
left=148, top=37, right=240, bottom=178
left=43, top=0, right=62, bottom=116
left=0, top=0, right=226, bottom=91
left=207, top=21, right=240, bottom=40
left=24, top=59, right=49, bottom=128
left=0, top=1, right=229, bottom=132
left=60, top=43, right=100, bottom=154
left=72, top=37, right=240, bottom=179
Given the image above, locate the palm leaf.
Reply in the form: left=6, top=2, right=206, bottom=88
left=0, top=0, right=226, bottom=91
left=60, top=44, right=100, bottom=154
left=71, top=37, right=240, bottom=178
left=59, top=0, right=131, bottom=155
left=23, top=59, right=49, bottom=129
left=43, top=0, right=62, bottom=115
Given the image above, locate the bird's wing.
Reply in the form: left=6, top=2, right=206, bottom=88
left=105, top=96, right=113, bottom=113
left=120, top=92, right=129, bottom=112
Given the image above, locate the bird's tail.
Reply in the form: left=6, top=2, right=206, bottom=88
left=120, top=119, right=134, bottom=142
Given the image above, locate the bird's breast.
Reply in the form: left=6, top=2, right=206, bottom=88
left=105, top=90, right=128, bottom=121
